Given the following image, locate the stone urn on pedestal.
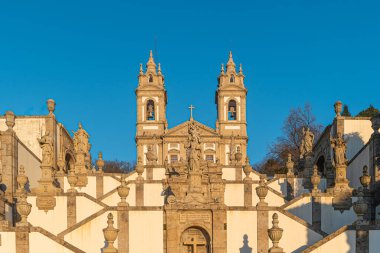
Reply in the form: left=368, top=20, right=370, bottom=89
left=360, top=166, right=371, bottom=190
left=117, top=174, right=130, bottom=206
left=4, top=111, right=15, bottom=130
left=96, top=152, right=105, bottom=173
left=16, top=193, right=32, bottom=226
left=103, top=213, right=119, bottom=253
left=67, top=169, right=78, bottom=193
left=243, top=157, right=252, bottom=180
left=256, top=175, right=268, bottom=206
left=268, top=213, right=284, bottom=253
left=310, top=165, right=321, bottom=194
left=135, top=157, right=144, bottom=180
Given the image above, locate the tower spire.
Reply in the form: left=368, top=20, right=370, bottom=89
left=226, top=51, right=236, bottom=73
left=146, top=50, right=157, bottom=74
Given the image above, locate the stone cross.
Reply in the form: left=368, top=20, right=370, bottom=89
left=188, top=104, right=195, bottom=120
left=183, top=237, right=205, bottom=253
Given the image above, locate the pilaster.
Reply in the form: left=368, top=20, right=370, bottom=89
left=311, top=195, right=322, bottom=231
left=117, top=205, right=129, bottom=253
left=356, top=227, right=369, bottom=253
left=243, top=180, right=252, bottom=207
left=15, top=226, right=29, bottom=253
left=96, top=174, right=104, bottom=199
left=67, top=193, right=76, bottom=227
left=212, top=209, right=227, bottom=253
left=135, top=179, right=144, bottom=207
left=256, top=206, right=269, bottom=253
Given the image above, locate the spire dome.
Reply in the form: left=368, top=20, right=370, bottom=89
left=226, top=51, right=236, bottom=73
left=146, top=50, right=157, bottom=74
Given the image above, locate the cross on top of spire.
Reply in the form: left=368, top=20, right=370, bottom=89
left=188, top=104, right=195, bottom=120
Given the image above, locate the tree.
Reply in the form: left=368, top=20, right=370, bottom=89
left=255, top=104, right=323, bottom=176
left=356, top=105, right=379, bottom=118
left=341, top=105, right=351, bottom=117
left=102, top=160, right=135, bottom=173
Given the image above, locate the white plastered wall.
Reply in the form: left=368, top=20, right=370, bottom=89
left=18, top=142, right=41, bottom=189
left=225, top=184, right=244, bottom=206
left=268, top=211, right=322, bottom=253
left=153, top=167, right=166, bottom=180
left=0, top=232, right=16, bottom=253
left=222, top=167, right=235, bottom=180
left=285, top=196, right=313, bottom=224
left=65, top=210, right=118, bottom=253
left=28, top=196, right=67, bottom=234
left=227, top=211, right=257, bottom=253
left=321, top=196, right=357, bottom=234
left=307, top=230, right=356, bottom=253
left=344, top=119, right=372, bottom=160
left=129, top=211, right=163, bottom=253
left=144, top=183, right=164, bottom=206
left=347, top=144, right=369, bottom=189
left=30, top=232, right=76, bottom=253
left=76, top=196, right=104, bottom=222
left=369, top=230, right=380, bottom=253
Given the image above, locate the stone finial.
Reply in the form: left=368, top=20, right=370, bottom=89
left=360, top=166, right=371, bottom=190
left=146, top=50, right=156, bottom=74
left=4, top=111, right=15, bottom=130
left=17, top=165, right=28, bottom=194
left=238, top=63, right=243, bottom=75
left=311, top=165, right=321, bottom=193
left=67, top=169, right=78, bottom=193
left=334, top=101, right=343, bottom=118
left=286, top=153, right=294, bottom=176
left=96, top=152, right=105, bottom=173
left=16, top=193, right=32, bottom=226
left=220, top=63, right=225, bottom=74
left=158, top=63, right=162, bottom=75
left=371, top=113, right=380, bottom=133
left=243, top=157, right=252, bottom=180
left=353, top=187, right=368, bottom=225
left=117, top=174, right=130, bottom=206
left=103, top=213, right=119, bottom=253
left=135, top=156, right=144, bottom=179
left=256, top=175, right=268, bottom=206
left=47, top=99, right=56, bottom=115
left=139, top=63, right=143, bottom=75
left=268, top=213, right=284, bottom=253
left=226, top=51, right=236, bottom=71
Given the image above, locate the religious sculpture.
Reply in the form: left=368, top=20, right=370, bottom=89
left=331, top=134, right=347, bottom=167
left=145, top=144, right=158, bottom=165
left=73, top=123, right=90, bottom=154
left=300, top=127, right=314, bottom=158
left=186, top=121, right=202, bottom=172
left=37, top=131, right=53, bottom=166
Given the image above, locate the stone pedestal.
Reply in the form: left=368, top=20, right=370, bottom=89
left=96, top=174, right=104, bottom=199
left=243, top=180, right=252, bottom=207
left=135, top=179, right=144, bottom=207
left=67, top=193, right=76, bottom=227
left=15, top=226, right=29, bottom=253
left=117, top=205, right=129, bottom=253
left=256, top=206, right=269, bottom=253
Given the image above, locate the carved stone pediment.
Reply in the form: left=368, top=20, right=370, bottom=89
left=164, top=120, right=219, bottom=138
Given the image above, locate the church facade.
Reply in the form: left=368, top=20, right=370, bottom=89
left=0, top=52, right=380, bottom=253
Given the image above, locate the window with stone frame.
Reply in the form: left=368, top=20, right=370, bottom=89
left=146, top=100, right=155, bottom=120
left=228, top=100, right=237, bottom=120
left=170, top=154, right=178, bottom=163
left=205, top=154, right=214, bottom=162
left=148, top=74, right=153, bottom=83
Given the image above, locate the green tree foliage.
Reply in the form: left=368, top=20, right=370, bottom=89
left=356, top=105, right=379, bottom=117
left=341, top=105, right=351, bottom=117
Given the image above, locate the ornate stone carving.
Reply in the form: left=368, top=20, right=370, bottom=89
left=256, top=175, right=268, bottom=206
left=96, top=152, right=105, bottom=173
left=16, top=193, right=32, bottom=226
left=117, top=174, right=130, bottom=206
left=135, top=157, right=144, bottom=179
left=38, top=131, right=54, bottom=166
left=67, top=169, right=78, bottom=193
left=73, top=123, right=90, bottom=187
left=145, top=144, right=158, bottom=165
left=331, top=134, right=347, bottom=167
left=268, top=213, right=284, bottom=253
left=243, top=157, right=252, bottom=180
left=73, top=123, right=90, bottom=154
left=286, top=153, right=294, bottom=176
left=300, top=127, right=314, bottom=158
left=47, top=99, right=56, bottom=115
left=311, top=165, right=321, bottom=193
left=17, top=165, right=28, bottom=195
left=103, top=213, right=119, bottom=253
left=4, top=111, right=15, bottom=130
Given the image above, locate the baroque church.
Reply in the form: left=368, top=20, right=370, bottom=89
left=0, top=52, right=380, bottom=253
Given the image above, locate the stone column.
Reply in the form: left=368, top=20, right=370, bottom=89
left=15, top=226, right=29, bottom=253
left=96, top=174, right=104, bottom=199
left=212, top=209, right=227, bottom=253
left=356, top=227, right=369, bottom=253
left=311, top=195, right=322, bottom=231
left=135, top=161, right=144, bottom=207
left=256, top=206, right=269, bottom=253
left=146, top=165, right=154, bottom=180
left=244, top=182, right=252, bottom=207
left=117, top=205, right=129, bottom=253
left=67, top=193, right=76, bottom=227
left=165, top=210, right=179, bottom=253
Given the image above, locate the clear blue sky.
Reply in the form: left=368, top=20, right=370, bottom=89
left=0, top=0, right=379, bottom=163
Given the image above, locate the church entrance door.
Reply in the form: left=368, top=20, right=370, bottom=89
left=180, top=227, right=210, bottom=253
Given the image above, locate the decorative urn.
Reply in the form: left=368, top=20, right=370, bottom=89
left=117, top=174, right=130, bottom=205
left=16, top=193, right=32, bottom=226
left=256, top=175, right=268, bottom=205
left=268, top=213, right=284, bottom=253
left=360, top=166, right=371, bottom=189
left=310, top=165, right=321, bottom=192
left=243, top=157, right=252, bottom=179
left=5, top=111, right=15, bottom=129
left=96, top=152, right=105, bottom=173
left=47, top=99, right=56, bottom=115
left=135, top=157, right=144, bottom=177
left=334, top=101, right=343, bottom=117
left=353, top=187, right=368, bottom=223
left=103, top=213, right=119, bottom=252
left=67, top=169, right=78, bottom=192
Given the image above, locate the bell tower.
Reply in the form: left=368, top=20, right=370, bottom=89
left=215, top=52, right=248, bottom=165
left=135, top=51, right=167, bottom=165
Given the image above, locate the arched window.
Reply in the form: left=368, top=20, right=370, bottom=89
left=230, top=75, right=235, bottom=83
left=146, top=100, right=155, bottom=120
left=148, top=74, right=153, bottom=83
left=228, top=100, right=237, bottom=120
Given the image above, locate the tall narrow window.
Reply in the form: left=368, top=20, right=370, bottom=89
left=146, top=100, right=155, bottom=120
left=230, top=75, right=235, bottom=83
left=149, top=74, right=153, bottom=83
left=171, top=155, right=178, bottom=163
left=228, top=100, right=237, bottom=120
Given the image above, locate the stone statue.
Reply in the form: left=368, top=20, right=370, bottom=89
left=147, top=103, right=154, bottom=118
left=73, top=123, right=90, bottom=154
left=300, top=127, right=314, bottom=157
left=37, top=131, right=53, bottom=166
left=186, top=122, right=202, bottom=172
left=331, top=135, right=347, bottom=167
left=146, top=144, right=158, bottom=164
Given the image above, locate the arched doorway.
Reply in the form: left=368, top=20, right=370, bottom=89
left=180, top=227, right=210, bottom=253
left=65, top=153, right=75, bottom=173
